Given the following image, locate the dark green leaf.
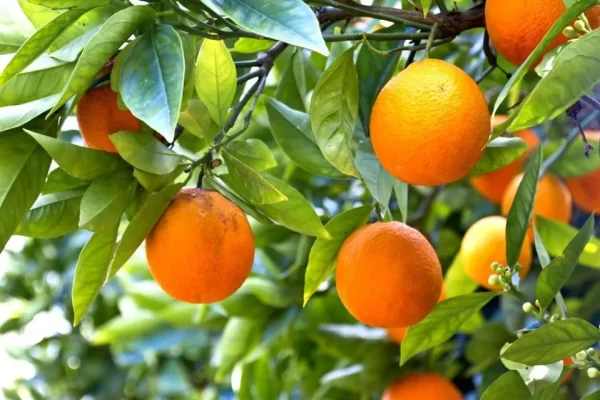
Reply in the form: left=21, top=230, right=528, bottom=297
left=110, top=131, right=183, bottom=175
left=107, top=182, right=184, bottom=278
left=0, top=9, right=85, bottom=85
left=120, top=24, right=184, bottom=142
left=72, top=222, right=119, bottom=325
left=265, top=97, right=343, bottom=178
left=226, top=139, right=277, bottom=171
left=502, top=318, right=600, bottom=365
left=536, top=215, right=594, bottom=309
left=49, top=6, right=156, bottom=114
left=26, top=131, right=128, bottom=179
left=480, top=371, right=532, bottom=400
left=204, top=0, right=327, bottom=55
left=195, top=39, right=236, bottom=127
left=536, top=216, right=600, bottom=268
left=470, top=137, right=529, bottom=176
left=490, top=0, right=597, bottom=139
left=222, top=150, right=287, bottom=205
left=466, top=322, right=515, bottom=373
left=401, top=292, right=498, bottom=365
left=42, top=167, right=89, bottom=194
left=27, top=0, right=110, bottom=9
left=506, top=145, right=542, bottom=267
left=215, top=317, right=261, bottom=381
left=79, top=170, right=136, bottom=232
left=355, top=141, right=394, bottom=210
left=15, top=189, right=84, bottom=238
left=275, top=50, right=308, bottom=111
left=582, top=390, right=600, bottom=400
left=133, top=165, right=186, bottom=192
left=256, top=175, right=330, bottom=238
left=310, top=46, right=359, bottom=178
left=303, top=205, right=372, bottom=306
left=48, top=4, right=121, bottom=62
left=510, top=28, right=600, bottom=131
left=0, top=130, right=52, bottom=251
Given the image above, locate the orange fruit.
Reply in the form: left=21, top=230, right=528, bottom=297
left=336, top=222, right=443, bottom=328
left=566, top=169, right=600, bottom=213
left=76, top=85, right=142, bottom=153
left=461, top=216, right=532, bottom=290
left=370, top=59, right=490, bottom=186
left=502, top=174, right=572, bottom=225
left=562, top=357, right=574, bottom=384
left=146, top=188, right=255, bottom=303
left=382, top=373, right=462, bottom=400
left=387, top=283, right=446, bottom=344
left=471, top=116, right=539, bottom=204
left=486, top=0, right=600, bottom=67
left=565, top=131, right=600, bottom=213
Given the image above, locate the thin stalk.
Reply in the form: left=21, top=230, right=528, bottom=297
left=425, top=23, right=439, bottom=58
left=324, top=31, right=430, bottom=42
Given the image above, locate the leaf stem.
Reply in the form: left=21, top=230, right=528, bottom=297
left=425, top=23, right=439, bottom=58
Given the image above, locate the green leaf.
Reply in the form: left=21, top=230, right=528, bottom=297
left=108, top=182, right=184, bottom=278
left=49, top=6, right=156, bottom=114
left=356, top=27, right=402, bottom=134
left=244, top=277, right=299, bottom=308
left=445, top=253, right=478, bottom=298
left=480, top=371, right=532, bottom=400
left=79, top=170, right=136, bottom=232
left=15, top=189, right=84, bottom=238
left=42, top=167, right=89, bottom=194
left=536, top=216, right=600, bottom=268
left=0, top=61, right=74, bottom=107
left=0, top=93, right=62, bottom=132
left=466, top=322, right=515, bottom=374
left=265, top=97, right=343, bottom=178
left=355, top=142, right=394, bottom=210
left=178, top=98, right=220, bottom=142
left=110, top=131, right=183, bottom=175
left=470, top=137, right=529, bottom=176
left=27, top=0, right=110, bottom=9
left=536, top=215, right=595, bottom=309
left=393, top=179, right=408, bottom=224
left=215, top=317, right=261, bottom=381
left=91, top=312, right=162, bottom=344
left=490, top=0, right=597, bottom=138
left=222, top=150, right=287, bottom=205
left=204, top=0, right=327, bottom=55
left=232, top=37, right=274, bottom=53
left=119, top=24, right=184, bottom=142
left=275, top=50, right=308, bottom=112
left=26, top=131, right=128, bottom=180
left=133, top=164, right=186, bottom=192
left=17, top=0, right=61, bottom=28
left=509, top=29, right=600, bottom=131
left=531, top=371, right=564, bottom=400
left=506, top=145, right=542, bottom=267
left=303, top=205, right=372, bottom=306
left=257, top=175, right=330, bottom=238
left=401, top=292, right=498, bottom=365
left=0, top=130, right=52, bottom=251
left=545, top=138, right=600, bottom=178
left=310, top=47, right=359, bottom=178
left=195, top=39, right=236, bottom=127
left=0, top=9, right=84, bottom=86
left=226, top=139, right=277, bottom=171
left=502, top=318, right=600, bottom=365
left=582, top=390, right=600, bottom=400
left=48, top=4, right=121, bottom=62
left=72, top=222, right=119, bottom=325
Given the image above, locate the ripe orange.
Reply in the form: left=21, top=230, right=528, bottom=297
left=76, top=85, right=142, bottom=153
left=382, top=373, right=462, bottom=400
left=471, top=116, right=539, bottom=204
left=486, top=0, right=600, bottom=67
left=336, top=222, right=443, bottom=328
left=387, top=283, right=446, bottom=343
left=146, top=188, right=255, bottom=304
left=370, top=59, right=490, bottom=186
left=461, top=216, right=532, bottom=290
left=565, top=132, right=600, bottom=213
left=502, top=174, right=572, bottom=225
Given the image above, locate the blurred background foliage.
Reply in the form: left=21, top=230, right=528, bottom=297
left=1, top=0, right=600, bottom=399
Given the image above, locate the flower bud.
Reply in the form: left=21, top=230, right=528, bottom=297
left=574, top=20, right=587, bottom=33
left=587, top=348, right=597, bottom=357
left=587, top=367, right=599, bottom=379
left=522, top=302, right=534, bottom=313
left=576, top=351, right=588, bottom=361
left=535, top=299, right=541, bottom=309
left=563, top=26, right=578, bottom=38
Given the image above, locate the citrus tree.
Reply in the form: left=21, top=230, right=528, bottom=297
left=1, top=0, right=600, bottom=398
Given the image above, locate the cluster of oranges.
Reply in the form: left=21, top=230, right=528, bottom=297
left=72, top=1, right=600, bottom=397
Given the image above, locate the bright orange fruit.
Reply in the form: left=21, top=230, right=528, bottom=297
left=382, top=373, right=462, bottom=400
